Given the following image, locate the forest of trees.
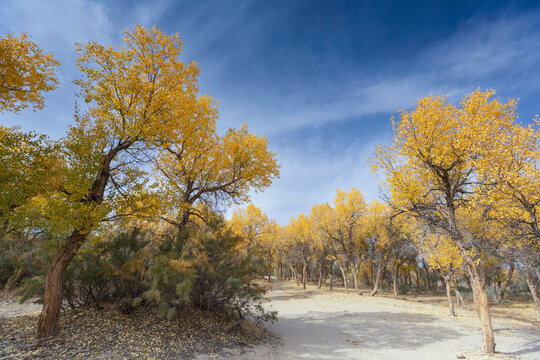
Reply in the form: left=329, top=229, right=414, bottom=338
left=1, top=25, right=538, bottom=357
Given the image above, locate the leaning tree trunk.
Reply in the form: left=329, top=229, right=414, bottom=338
left=443, top=274, right=456, bottom=316
left=3, top=267, right=26, bottom=293
left=370, top=257, right=385, bottom=296
left=498, top=263, right=514, bottom=303
left=339, top=264, right=349, bottom=294
left=467, top=263, right=496, bottom=354
left=37, top=231, right=87, bottom=338
left=525, top=269, right=540, bottom=319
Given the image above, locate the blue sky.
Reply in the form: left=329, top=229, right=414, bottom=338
left=2, top=0, right=540, bottom=224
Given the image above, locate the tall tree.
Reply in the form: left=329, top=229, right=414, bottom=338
left=36, top=25, right=207, bottom=338
left=372, top=89, right=519, bottom=353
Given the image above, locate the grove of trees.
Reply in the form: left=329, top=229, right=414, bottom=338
left=1, top=25, right=538, bottom=358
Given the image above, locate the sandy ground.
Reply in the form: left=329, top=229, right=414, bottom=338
left=200, top=281, right=540, bottom=360
left=2, top=287, right=538, bottom=360
left=0, top=297, right=42, bottom=320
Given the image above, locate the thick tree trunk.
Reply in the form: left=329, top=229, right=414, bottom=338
left=37, top=231, right=87, bottom=338
left=339, top=264, right=349, bottom=294
left=498, top=263, right=514, bottom=303
left=525, top=269, right=540, bottom=319
left=467, top=264, right=496, bottom=354
left=443, top=275, right=455, bottom=316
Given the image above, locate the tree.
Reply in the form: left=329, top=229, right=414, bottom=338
left=229, top=204, right=279, bottom=281
left=156, top=123, right=279, bottom=234
left=314, top=189, right=367, bottom=294
left=0, top=126, right=58, bottom=235
left=372, top=89, right=519, bottom=353
left=36, top=25, right=208, bottom=338
left=284, top=214, right=315, bottom=289
left=0, top=32, right=60, bottom=113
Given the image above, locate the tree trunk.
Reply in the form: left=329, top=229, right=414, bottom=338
left=302, top=263, right=307, bottom=290
left=443, top=275, right=455, bottom=316
left=3, top=267, right=26, bottom=293
left=498, top=263, right=514, bottom=303
left=393, top=261, right=399, bottom=296
left=339, top=264, right=349, bottom=294
left=525, top=269, right=540, bottom=319
left=37, top=231, right=87, bottom=338
left=318, top=261, right=324, bottom=289
left=455, top=284, right=465, bottom=307
left=467, top=264, right=496, bottom=354
left=370, top=258, right=384, bottom=296
left=351, top=262, right=361, bottom=295
left=329, top=262, right=333, bottom=291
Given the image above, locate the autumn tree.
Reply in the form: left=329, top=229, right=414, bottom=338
left=0, top=32, right=60, bottom=113
left=35, top=25, right=210, bottom=338
left=485, top=118, right=540, bottom=316
left=284, top=214, right=315, bottom=289
left=230, top=204, right=280, bottom=281
left=156, top=123, right=279, bottom=235
left=372, top=89, right=520, bottom=353
left=314, top=189, right=367, bottom=294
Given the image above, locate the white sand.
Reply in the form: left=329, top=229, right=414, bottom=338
left=205, top=282, right=540, bottom=360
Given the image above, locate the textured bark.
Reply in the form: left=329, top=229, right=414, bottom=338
left=339, top=265, right=349, bottom=294
left=317, top=261, right=324, bottom=289
left=351, top=263, right=361, bottom=295
left=467, top=265, right=495, bottom=354
left=370, top=258, right=385, bottom=296
left=302, top=263, right=307, bottom=290
left=498, top=263, right=514, bottom=303
left=525, top=269, right=540, bottom=319
left=37, top=231, right=87, bottom=338
left=455, top=285, right=465, bottom=307
left=393, top=261, right=400, bottom=296
left=444, top=275, right=455, bottom=316
left=329, top=262, right=333, bottom=291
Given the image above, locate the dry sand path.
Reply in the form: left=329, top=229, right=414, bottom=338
left=211, top=282, right=540, bottom=360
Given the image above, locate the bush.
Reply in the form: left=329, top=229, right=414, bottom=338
left=143, top=216, right=276, bottom=325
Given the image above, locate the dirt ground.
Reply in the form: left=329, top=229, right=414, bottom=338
left=1, top=283, right=538, bottom=360
left=201, top=281, right=540, bottom=360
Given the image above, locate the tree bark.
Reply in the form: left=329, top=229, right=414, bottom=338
left=370, top=257, right=385, bottom=296
left=329, top=261, right=333, bottom=291
left=339, top=264, right=349, bottom=294
left=37, top=231, right=87, bottom=338
left=498, top=263, right=514, bottom=303
left=318, top=261, right=324, bottom=289
left=393, top=261, right=399, bottom=296
left=467, top=264, right=495, bottom=354
left=443, top=275, right=455, bottom=316
left=302, top=263, right=307, bottom=290
left=351, top=262, right=361, bottom=295
left=525, top=268, right=540, bottom=319
left=455, top=284, right=465, bottom=307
